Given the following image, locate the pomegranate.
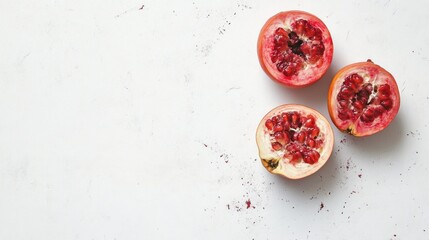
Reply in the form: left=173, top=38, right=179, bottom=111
left=257, top=10, right=334, bottom=88
left=328, top=60, right=400, bottom=136
left=256, top=104, right=334, bottom=179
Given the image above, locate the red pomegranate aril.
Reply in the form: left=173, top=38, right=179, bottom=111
left=308, top=150, right=320, bottom=163
left=373, top=105, right=385, bottom=116
left=381, top=99, right=393, bottom=110
left=283, top=121, right=290, bottom=131
left=363, top=83, right=373, bottom=93
left=291, top=112, right=300, bottom=124
left=297, top=132, right=306, bottom=143
left=272, top=142, right=282, bottom=151
left=292, top=152, right=302, bottom=161
left=274, top=28, right=289, bottom=45
left=304, top=117, right=315, bottom=127
left=351, top=73, right=363, bottom=85
left=275, top=132, right=289, bottom=145
left=303, top=154, right=314, bottom=164
left=271, top=116, right=279, bottom=124
left=352, top=100, right=364, bottom=110
left=310, top=127, right=320, bottom=138
left=338, top=100, right=348, bottom=108
left=265, top=119, right=274, bottom=130
left=292, top=19, right=307, bottom=35
left=379, top=93, right=390, bottom=101
left=306, top=139, right=315, bottom=148
left=378, top=84, right=391, bottom=95
left=305, top=26, right=316, bottom=38
left=274, top=123, right=284, bottom=132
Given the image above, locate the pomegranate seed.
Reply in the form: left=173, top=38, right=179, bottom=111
left=281, top=112, right=289, bottom=122
left=360, top=108, right=375, bottom=123
left=292, top=19, right=307, bottom=35
left=283, top=65, right=297, bottom=76
left=351, top=73, right=364, bottom=85
left=373, top=105, right=385, bottom=117
left=308, top=150, right=320, bottom=163
left=340, top=87, right=354, bottom=98
left=274, top=28, right=289, bottom=45
left=292, top=152, right=302, bottom=161
left=283, top=121, right=290, bottom=131
left=271, top=116, right=279, bottom=124
left=291, top=113, right=299, bottom=125
left=338, top=111, right=350, bottom=120
left=306, top=139, right=316, bottom=148
left=312, top=28, right=323, bottom=41
left=305, top=26, right=316, bottom=38
left=271, top=142, right=282, bottom=151
left=274, top=132, right=284, bottom=144
left=303, top=154, right=314, bottom=164
left=338, top=100, right=348, bottom=108
left=301, top=42, right=311, bottom=55
left=381, top=99, right=393, bottom=110
left=304, top=117, right=315, bottom=127
left=265, top=119, right=274, bottom=130
left=297, top=132, right=306, bottom=143
left=379, top=93, right=390, bottom=101
left=315, top=139, right=323, bottom=148
left=274, top=123, right=283, bottom=132
left=286, top=144, right=297, bottom=152
left=293, top=132, right=299, bottom=142
left=310, top=127, right=320, bottom=138
left=352, top=100, right=365, bottom=110
left=378, top=84, right=391, bottom=95
left=363, top=83, right=373, bottom=93
left=364, top=108, right=374, bottom=117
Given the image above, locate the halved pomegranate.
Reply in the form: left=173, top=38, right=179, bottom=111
left=328, top=60, right=400, bottom=136
left=256, top=104, right=334, bottom=179
left=257, top=10, right=334, bottom=88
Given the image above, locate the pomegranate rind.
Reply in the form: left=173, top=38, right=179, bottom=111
left=257, top=10, right=334, bottom=88
left=256, top=104, right=334, bottom=179
left=328, top=61, right=400, bottom=136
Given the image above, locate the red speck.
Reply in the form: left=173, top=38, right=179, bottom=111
left=139, top=4, right=145, bottom=10
left=245, top=199, right=251, bottom=209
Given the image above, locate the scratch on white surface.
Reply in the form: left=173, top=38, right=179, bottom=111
left=18, top=52, right=31, bottom=65
left=226, top=86, right=241, bottom=93
left=115, top=5, right=142, bottom=18
left=384, top=0, right=391, bottom=7
left=401, top=80, right=406, bottom=93
left=346, top=31, right=349, bottom=40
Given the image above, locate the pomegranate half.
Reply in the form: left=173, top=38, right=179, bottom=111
left=328, top=60, right=400, bottom=136
left=256, top=104, right=334, bottom=179
left=257, top=10, right=334, bottom=87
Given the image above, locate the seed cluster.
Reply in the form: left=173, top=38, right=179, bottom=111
left=336, top=73, right=393, bottom=123
left=265, top=112, right=323, bottom=164
left=270, top=19, right=325, bottom=77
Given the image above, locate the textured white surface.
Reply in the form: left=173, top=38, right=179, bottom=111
left=0, top=0, right=428, bottom=239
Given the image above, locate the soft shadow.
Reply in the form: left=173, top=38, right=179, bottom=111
left=268, top=153, right=341, bottom=199
left=347, top=112, right=405, bottom=160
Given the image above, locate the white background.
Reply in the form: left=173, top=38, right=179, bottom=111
left=1, top=0, right=428, bottom=239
